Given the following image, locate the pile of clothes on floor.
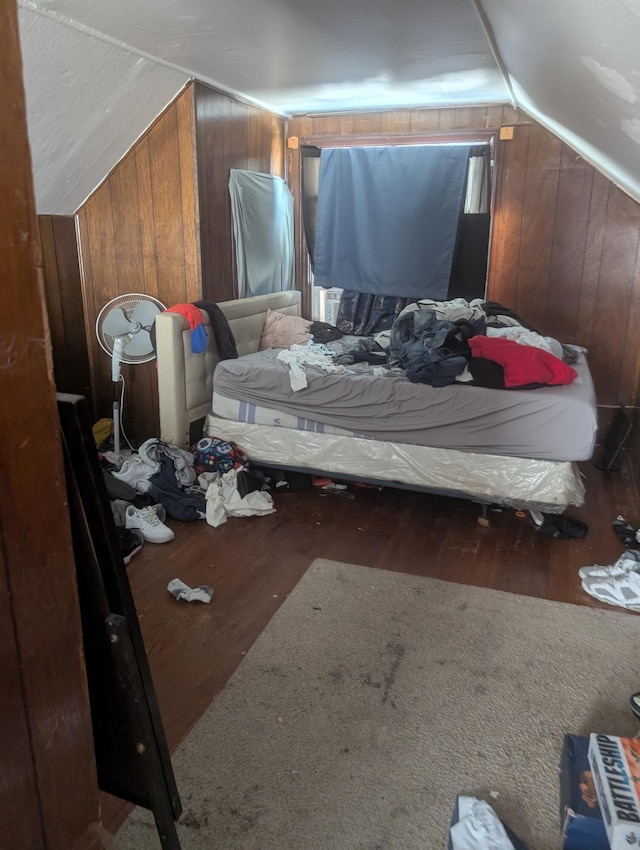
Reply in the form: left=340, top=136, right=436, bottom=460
left=98, top=434, right=276, bottom=565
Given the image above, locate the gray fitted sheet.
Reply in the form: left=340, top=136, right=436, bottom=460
left=211, top=349, right=597, bottom=461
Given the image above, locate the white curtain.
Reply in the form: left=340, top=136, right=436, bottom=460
left=464, top=155, right=490, bottom=214
left=229, top=169, right=294, bottom=298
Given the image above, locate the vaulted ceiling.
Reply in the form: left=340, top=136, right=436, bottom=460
left=17, top=0, right=640, bottom=213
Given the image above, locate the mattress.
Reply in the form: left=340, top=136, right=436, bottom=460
left=211, top=348, right=597, bottom=462
left=204, top=415, right=585, bottom=511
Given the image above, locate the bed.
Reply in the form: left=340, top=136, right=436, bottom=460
left=155, top=291, right=597, bottom=514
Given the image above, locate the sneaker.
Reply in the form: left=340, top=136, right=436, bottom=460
left=613, top=515, right=637, bottom=547
left=581, top=570, right=640, bottom=611
left=578, top=550, right=640, bottom=580
left=116, top=527, right=144, bottom=564
left=125, top=505, right=175, bottom=544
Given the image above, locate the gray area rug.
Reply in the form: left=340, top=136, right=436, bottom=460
left=118, top=559, right=640, bottom=850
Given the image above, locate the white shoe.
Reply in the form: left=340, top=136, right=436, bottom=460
left=125, top=505, right=175, bottom=544
left=578, top=551, right=640, bottom=580
left=581, top=570, right=640, bottom=611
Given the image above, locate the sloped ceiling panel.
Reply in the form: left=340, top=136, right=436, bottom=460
left=21, top=0, right=510, bottom=115
left=19, top=7, right=188, bottom=214
left=480, top=0, right=640, bottom=203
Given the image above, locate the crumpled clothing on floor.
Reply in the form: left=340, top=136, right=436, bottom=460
left=112, top=438, right=197, bottom=493
left=167, top=578, right=213, bottom=604
left=149, top=455, right=206, bottom=522
left=450, top=797, right=516, bottom=850
left=200, top=468, right=275, bottom=528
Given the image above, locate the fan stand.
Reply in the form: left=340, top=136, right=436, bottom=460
left=111, top=336, right=125, bottom=456
left=96, top=293, right=166, bottom=458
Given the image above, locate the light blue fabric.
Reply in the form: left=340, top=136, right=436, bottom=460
left=314, top=145, right=471, bottom=299
left=229, top=169, right=294, bottom=298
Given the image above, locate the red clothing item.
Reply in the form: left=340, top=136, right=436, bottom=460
left=469, top=335, right=578, bottom=387
left=167, top=303, right=204, bottom=331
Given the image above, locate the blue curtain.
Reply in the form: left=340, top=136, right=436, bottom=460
left=314, top=144, right=472, bottom=300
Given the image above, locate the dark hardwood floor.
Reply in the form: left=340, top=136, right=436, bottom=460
left=102, top=458, right=640, bottom=833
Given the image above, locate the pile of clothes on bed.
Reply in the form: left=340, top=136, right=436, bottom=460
left=332, top=297, right=581, bottom=390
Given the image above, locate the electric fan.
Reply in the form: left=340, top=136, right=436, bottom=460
left=95, top=293, right=166, bottom=454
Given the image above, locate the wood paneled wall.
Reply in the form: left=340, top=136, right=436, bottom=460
left=288, top=106, right=640, bottom=411
left=39, top=214, right=92, bottom=406
left=41, top=81, right=285, bottom=444
left=489, top=121, right=640, bottom=409
left=77, top=82, right=201, bottom=444
left=195, top=82, right=286, bottom=303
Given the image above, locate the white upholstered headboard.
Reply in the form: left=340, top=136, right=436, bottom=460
left=155, top=290, right=302, bottom=448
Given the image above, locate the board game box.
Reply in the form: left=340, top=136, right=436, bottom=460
left=559, top=733, right=609, bottom=849
left=588, top=733, right=640, bottom=849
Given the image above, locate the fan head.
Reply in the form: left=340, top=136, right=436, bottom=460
left=96, top=293, right=166, bottom=364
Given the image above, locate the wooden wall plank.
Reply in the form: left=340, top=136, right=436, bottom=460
left=1, top=5, right=99, bottom=846
left=618, top=237, right=640, bottom=405
left=502, top=105, right=521, bottom=125
left=339, top=114, right=355, bottom=135
left=80, top=187, right=119, bottom=423
left=314, top=115, right=342, bottom=136
left=576, top=172, right=609, bottom=351
left=514, top=122, right=562, bottom=330
left=454, top=107, right=486, bottom=129
left=0, top=544, right=44, bottom=849
left=177, top=89, right=201, bottom=303
left=270, top=113, right=285, bottom=176
left=487, top=124, right=530, bottom=306
left=109, top=154, right=145, bottom=294
left=353, top=112, right=383, bottom=135
left=409, top=109, right=440, bottom=132
left=381, top=109, right=410, bottom=134
left=543, top=146, right=593, bottom=343
left=485, top=105, right=504, bottom=128
left=134, top=139, right=160, bottom=300
left=148, top=103, right=188, bottom=306
left=438, top=109, right=455, bottom=130
left=39, top=215, right=65, bottom=355
left=589, top=191, right=640, bottom=405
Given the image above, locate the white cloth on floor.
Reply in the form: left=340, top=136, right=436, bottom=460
left=450, top=797, right=516, bottom=850
left=277, top=344, right=345, bottom=391
left=167, top=578, right=214, bottom=604
left=111, top=452, right=158, bottom=493
left=200, top=469, right=275, bottom=528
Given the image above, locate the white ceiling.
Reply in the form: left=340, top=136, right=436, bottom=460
left=17, top=0, right=640, bottom=213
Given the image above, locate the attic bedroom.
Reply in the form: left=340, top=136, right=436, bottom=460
left=4, top=0, right=640, bottom=848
